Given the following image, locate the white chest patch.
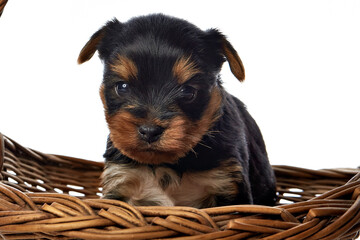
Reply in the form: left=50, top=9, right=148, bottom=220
left=102, top=159, right=241, bottom=208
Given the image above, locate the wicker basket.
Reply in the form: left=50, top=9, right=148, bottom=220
left=0, top=133, right=359, bottom=240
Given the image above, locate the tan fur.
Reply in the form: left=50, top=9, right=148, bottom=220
left=102, top=158, right=242, bottom=208
left=99, top=84, right=106, bottom=109
left=173, top=56, right=201, bottom=84
left=77, top=30, right=105, bottom=64
left=110, top=55, right=138, bottom=81
left=103, top=86, right=222, bottom=164
left=102, top=163, right=174, bottom=206
left=168, top=159, right=241, bottom=208
left=106, top=111, right=142, bottom=157
left=222, top=39, right=245, bottom=82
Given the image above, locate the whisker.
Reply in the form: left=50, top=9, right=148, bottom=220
left=207, top=130, right=221, bottom=134
left=189, top=147, right=198, bottom=157
left=198, top=141, right=213, bottom=150
left=205, top=133, right=215, bottom=138
left=205, top=130, right=222, bottom=138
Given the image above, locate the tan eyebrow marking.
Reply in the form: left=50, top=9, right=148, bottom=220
left=110, top=55, right=138, bottom=81
left=173, top=56, right=201, bottom=84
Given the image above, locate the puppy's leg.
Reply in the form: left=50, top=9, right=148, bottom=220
left=214, top=157, right=253, bottom=206
left=169, top=158, right=253, bottom=208
left=101, top=162, right=174, bottom=206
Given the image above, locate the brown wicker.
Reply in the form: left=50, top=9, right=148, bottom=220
left=0, top=0, right=7, bottom=17
left=0, top=133, right=360, bottom=240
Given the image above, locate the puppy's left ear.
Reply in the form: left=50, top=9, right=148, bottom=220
left=222, top=38, right=245, bottom=82
left=205, top=29, right=245, bottom=82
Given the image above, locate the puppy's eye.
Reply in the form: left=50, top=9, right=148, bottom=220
left=181, top=86, right=198, bottom=102
left=115, top=81, right=129, bottom=95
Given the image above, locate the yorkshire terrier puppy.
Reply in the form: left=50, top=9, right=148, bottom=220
left=78, top=14, right=277, bottom=208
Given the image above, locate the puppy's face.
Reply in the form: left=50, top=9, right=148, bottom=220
left=78, top=15, right=245, bottom=164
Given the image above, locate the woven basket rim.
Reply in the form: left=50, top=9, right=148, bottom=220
left=1, top=133, right=360, bottom=239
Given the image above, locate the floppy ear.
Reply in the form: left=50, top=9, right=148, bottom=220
left=78, top=28, right=105, bottom=64
left=77, top=19, right=123, bottom=64
left=222, top=38, right=245, bottom=82
left=204, top=29, right=245, bottom=82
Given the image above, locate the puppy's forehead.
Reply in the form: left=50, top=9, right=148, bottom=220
left=107, top=16, right=206, bottom=73
left=110, top=39, right=200, bottom=85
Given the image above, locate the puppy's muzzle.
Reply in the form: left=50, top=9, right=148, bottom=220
left=138, top=124, right=164, bottom=143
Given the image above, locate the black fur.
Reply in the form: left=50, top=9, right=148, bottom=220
left=79, top=14, right=277, bottom=207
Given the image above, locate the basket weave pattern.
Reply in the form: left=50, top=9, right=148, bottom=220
left=0, top=133, right=360, bottom=239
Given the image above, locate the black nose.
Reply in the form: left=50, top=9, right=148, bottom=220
left=138, top=125, right=164, bottom=143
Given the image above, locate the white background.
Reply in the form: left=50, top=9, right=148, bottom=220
left=0, top=0, right=359, bottom=170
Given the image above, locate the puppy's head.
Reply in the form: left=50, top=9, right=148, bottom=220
left=78, top=14, right=245, bottom=164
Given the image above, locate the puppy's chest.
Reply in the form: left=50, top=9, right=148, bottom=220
left=158, top=168, right=211, bottom=207
left=150, top=166, right=237, bottom=208
left=106, top=161, right=240, bottom=208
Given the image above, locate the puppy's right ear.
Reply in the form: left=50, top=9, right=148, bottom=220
left=78, top=19, right=123, bottom=64
left=77, top=28, right=106, bottom=64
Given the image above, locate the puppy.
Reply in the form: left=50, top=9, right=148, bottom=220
left=78, top=14, right=277, bottom=208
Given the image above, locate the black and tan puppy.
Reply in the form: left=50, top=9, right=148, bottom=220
left=78, top=14, right=277, bottom=208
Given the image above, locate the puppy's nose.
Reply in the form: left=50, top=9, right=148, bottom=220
left=138, top=125, right=164, bottom=143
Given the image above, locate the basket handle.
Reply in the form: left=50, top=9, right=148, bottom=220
left=0, top=132, right=4, bottom=179
left=0, top=0, right=8, bottom=17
